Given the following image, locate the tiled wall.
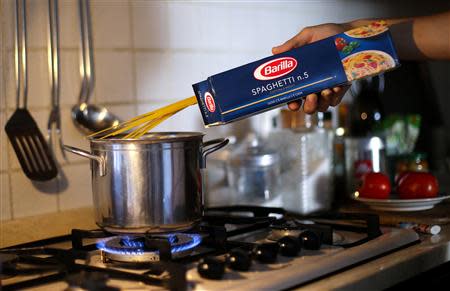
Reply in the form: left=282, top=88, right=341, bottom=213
left=1, top=0, right=447, bottom=220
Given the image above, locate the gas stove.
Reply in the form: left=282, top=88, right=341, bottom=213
left=0, top=206, right=419, bottom=290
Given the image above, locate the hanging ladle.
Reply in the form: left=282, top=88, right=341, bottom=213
left=71, top=0, right=120, bottom=134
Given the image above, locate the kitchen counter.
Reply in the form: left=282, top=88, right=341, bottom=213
left=0, top=207, right=97, bottom=247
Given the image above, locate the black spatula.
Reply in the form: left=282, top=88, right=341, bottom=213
left=4, top=0, right=57, bottom=181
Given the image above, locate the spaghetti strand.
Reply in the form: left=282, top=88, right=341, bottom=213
left=88, top=96, right=198, bottom=139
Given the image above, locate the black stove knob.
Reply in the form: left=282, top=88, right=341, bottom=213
left=299, top=230, right=322, bottom=250
left=65, top=271, right=112, bottom=290
left=226, top=249, right=252, bottom=271
left=278, top=236, right=301, bottom=257
left=252, top=242, right=279, bottom=264
left=197, top=256, right=225, bottom=280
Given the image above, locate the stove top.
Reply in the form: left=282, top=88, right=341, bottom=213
left=0, top=206, right=420, bottom=290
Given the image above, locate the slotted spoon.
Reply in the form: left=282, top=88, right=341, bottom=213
left=4, top=0, right=57, bottom=181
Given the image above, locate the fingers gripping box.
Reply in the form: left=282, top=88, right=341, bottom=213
left=193, top=21, right=400, bottom=127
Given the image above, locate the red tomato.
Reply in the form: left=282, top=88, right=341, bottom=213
left=334, top=37, right=347, bottom=50
left=398, top=172, right=439, bottom=199
left=358, top=172, right=391, bottom=199
left=394, top=171, right=411, bottom=186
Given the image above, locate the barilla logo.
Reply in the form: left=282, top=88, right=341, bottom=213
left=253, top=57, right=297, bottom=81
left=204, top=92, right=216, bottom=113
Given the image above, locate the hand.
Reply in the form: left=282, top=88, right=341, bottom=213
left=272, top=23, right=351, bottom=114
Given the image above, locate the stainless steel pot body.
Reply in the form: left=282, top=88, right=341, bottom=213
left=64, top=132, right=228, bottom=234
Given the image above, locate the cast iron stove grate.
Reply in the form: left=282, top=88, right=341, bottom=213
left=0, top=206, right=385, bottom=290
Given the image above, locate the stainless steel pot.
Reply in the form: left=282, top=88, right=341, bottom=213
left=64, top=132, right=228, bottom=234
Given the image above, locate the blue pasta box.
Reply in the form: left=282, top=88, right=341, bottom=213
left=192, top=21, right=400, bottom=127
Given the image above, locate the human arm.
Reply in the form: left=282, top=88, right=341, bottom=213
left=273, top=11, right=450, bottom=113
left=272, top=23, right=351, bottom=113
left=349, top=11, right=450, bottom=60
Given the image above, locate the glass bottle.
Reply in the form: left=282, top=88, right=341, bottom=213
left=408, top=152, right=429, bottom=172
left=345, top=75, right=388, bottom=195
left=348, top=76, right=385, bottom=137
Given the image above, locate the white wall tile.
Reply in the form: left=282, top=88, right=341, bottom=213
left=135, top=52, right=170, bottom=102
left=94, top=51, right=134, bottom=103
left=228, top=6, right=261, bottom=52
left=131, top=1, right=170, bottom=49
left=59, top=0, right=80, bottom=48
left=0, top=174, right=12, bottom=221
left=91, top=0, right=131, bottom=48
left=2, top=0, right=14, bottom=50
left=5, top=7, right=80, bottom=109
left=136, top=51, right=210, bottom=103
left=164, top=52, right=204, bottom=98
left=26, top=0, right=49, bottom=48
left=6, top=47, right=74, bottom=113
left=0, top=90, right=5, bottom=111
left=58, top=163, right=93, bottom=211
left=250, top=9, right=301, bottom=51
left=194, top=53, right=230, bottom=77
left=107, top=104, right=136, bottom=122
left=60, top=50, right=82, bottom=107
left=166, top=2, right=200, bottom=50
left=10, top=171, right=58, bottom=218
left=227, top=52, right=266, bottom=70
left=5, top=50, right=79, bottom=113
left=4, top=51, right=15, bottom=111
left=195, top=4, right=232, bottom=51
left=23, top=50, right=51, bottom=109
left=4, top=0, right=71, bottom=50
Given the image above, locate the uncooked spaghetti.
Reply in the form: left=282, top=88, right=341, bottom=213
left=89, top=96, right=198, bottom=139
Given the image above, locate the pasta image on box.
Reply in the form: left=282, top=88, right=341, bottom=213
left=193, top=21, right=399, bottom=127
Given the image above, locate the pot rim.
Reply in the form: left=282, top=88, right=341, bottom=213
left=89, top=131, right=205, bottom=144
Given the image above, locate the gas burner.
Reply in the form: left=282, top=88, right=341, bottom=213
left=97, top=233, right=202, bottom=263
left=268, top=220, right=307, bottom=241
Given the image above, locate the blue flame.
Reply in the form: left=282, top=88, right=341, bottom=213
left=97, top=238, right=145, bottom=256
left=97, top=233, right=202, bottom=257
left=121, top=238, right=145, bottom=248
left=171, top=233, right=202, bottom=253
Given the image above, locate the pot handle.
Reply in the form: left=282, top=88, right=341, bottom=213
left=201, top=138, right=229, bottom=168
left=63, top=145, right=106, bottom=176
